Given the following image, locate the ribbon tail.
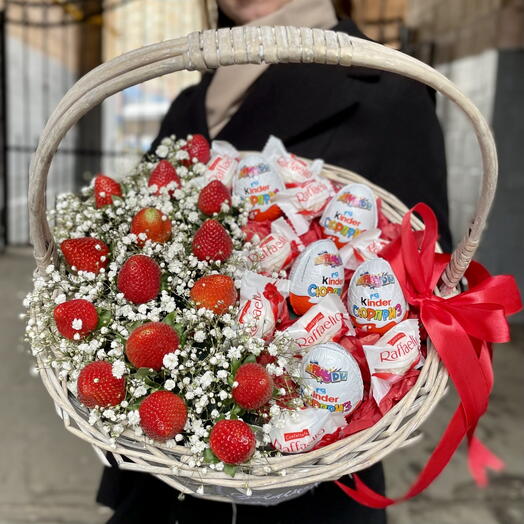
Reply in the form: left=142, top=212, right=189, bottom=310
left=467, top=433, right=505, bottom=487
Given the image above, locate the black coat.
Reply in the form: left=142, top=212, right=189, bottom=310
left=150, top=20, right=450, bottom=249
left=98, top=19, right=450, bottom=524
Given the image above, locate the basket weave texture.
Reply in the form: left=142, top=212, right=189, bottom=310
left=27, top=26, right=497, bottom=505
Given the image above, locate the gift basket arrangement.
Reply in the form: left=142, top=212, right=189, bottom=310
left=25, top=27, right=521, bottom=507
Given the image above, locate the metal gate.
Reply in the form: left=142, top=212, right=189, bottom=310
left=0, top=0, right=202, bottom=246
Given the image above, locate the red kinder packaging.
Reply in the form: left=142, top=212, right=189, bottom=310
left=237, top=271, right=290, bottom=340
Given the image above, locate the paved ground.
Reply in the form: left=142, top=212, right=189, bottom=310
left=0, top=247, right=522, bottom=524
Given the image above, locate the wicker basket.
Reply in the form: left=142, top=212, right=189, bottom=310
left=28, top=26, right=497, bottom=505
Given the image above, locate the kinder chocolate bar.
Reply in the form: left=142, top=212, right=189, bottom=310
left=233, top=153, right=285, bottom=221
left=320, top=183, right=378, bottom=247
left=262, top=135, right=324, bottom=185
left=289, top=239, right=344, bottom=315
left=363, top=318, right=423, bottom=405
left=347, top=258, right=408, bottom=334
left=237, top=271, right=289, bottom=340
left=204, top=140, right=240, bottom=188
left=269, top=407, right=346, bottom=454
left=283, top=294, right=355, bottom=351
left=300, top=342, right=363, bottom=414
left=274, top=176, right=336, bottom=235
left=339, top=229, right=389, bottom=270
left=248, top=218, right=304, bottom=275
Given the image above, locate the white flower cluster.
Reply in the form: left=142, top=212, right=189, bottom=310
left=24, top=135, right=293, bottom=462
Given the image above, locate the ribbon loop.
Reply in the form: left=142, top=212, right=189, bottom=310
left=336, top=204, right=522, bottom=508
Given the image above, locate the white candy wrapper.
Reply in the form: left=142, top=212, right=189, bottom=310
left=204, top=140, right=240, bottom=188
left=363, top=319, right=423, bottom=405
left=348, top=258, right=408, bottom=334
left=289, top=239, right=344, bottom=315
left=339, top=229, right=389, bottom=270
left=274, top=176, right=335, bottom=235
left=249, top=218, right=304, bottom=275
left=283, top=294, right=355, bottom=351
left=300, top=342, right=363, bottom=414
left=269, top=407, right=346, bottom=454
left=233, top=153, right=285, bottom=221
left=237, top=271, right=289, bottom=340
left=262, top=135, right=324, bottom=185
left=320, top=183, right=378, bottom=247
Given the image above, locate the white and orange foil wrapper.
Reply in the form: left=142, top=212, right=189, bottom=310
left=347, top=258, right=408, bottom=334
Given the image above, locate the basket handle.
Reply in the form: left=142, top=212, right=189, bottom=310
left=29, top=26, right=497, bottom=293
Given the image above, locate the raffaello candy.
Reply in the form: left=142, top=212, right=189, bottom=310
left=283, top=294, right=355, bottom=351
left=274, top=176, right=336, bottom=235
left=204, top=140, right=240, bottom=188
left=363, top=319, right=423, bottom=405
left=320, top=183, right=378, bottom=248
left=269, top=407, right=346, bottom=454
left=262, top=135, right=324, bottom=185
left=300, top=342, right=363, bottom=414
left=339, top=228, right=389, bottom=270
left=233, top=153, right=285, bottom=221
left=237, top=271, right=289, bottom=340
left=248, top=218, right=303, bottom=275
left=289, top=239, right=344, bottom=315
left=348, top=258, right=408, bottom=334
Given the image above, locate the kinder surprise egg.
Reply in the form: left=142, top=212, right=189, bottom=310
left=233, top=154, right=285, bottom=221
left=320, top=183, right=378, bottom=247
left=348, top=258, right=408, bottom=334
left=300, top=342, right=363, bottom=415
left=289, top=239, right=344, bottom=315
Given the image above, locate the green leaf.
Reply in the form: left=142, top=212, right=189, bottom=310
left=96, top=308, right=112, bottom=329
left=227, top=374, right=235, bottom=386
left=162, top=312, right=177, bottom=327
left=134, top=367, right=156, bottom=379
left=230, top=404, right=244, bottom=418
left=203, top=448, right=219, bottom=464
left=243, top=355, right=256, bottom=364
left=223, top=464, right=238, bottom=477
left=231, top=359, right=242, bottom=375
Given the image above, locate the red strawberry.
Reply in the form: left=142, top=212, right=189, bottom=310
left=77, top=361, right=126, bottom=408
left=131, top=208, right=172, bottom=244
left=61, top=237, right=110, bottom=274
left=192, top=219, right=233, bottom=262
left=190, top=274, right=237, bottom=315
left=148, top=160, right=181, bottom=195
left=94, top=174, right=122, bottom=208
left=182, top=134, right=210, bottom=165
left=126, top=322, right=179, bottom=370
left=54, top=299, right=99, bottom=340
left=139, top=391, right=187, bottom=441
left=232, top=363, right=274, bottom=410
left=209, top=419, right=256, bottom=464
left=198, top=180, right=232, bottom=216
left=117, top=255, right=161, bottom=304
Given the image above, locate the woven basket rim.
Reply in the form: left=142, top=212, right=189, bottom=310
left=31, top=160, right=449, bottom=502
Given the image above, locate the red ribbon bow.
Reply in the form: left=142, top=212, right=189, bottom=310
left=336, top=203, right=522, bottom=508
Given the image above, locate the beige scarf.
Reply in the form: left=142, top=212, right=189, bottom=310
left=206, top=0, right=337, bottom=138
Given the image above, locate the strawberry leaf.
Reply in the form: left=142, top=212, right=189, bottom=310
left=203, top=448, right=219, bottom=464
left=223, top=464, right=238, bottom=477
